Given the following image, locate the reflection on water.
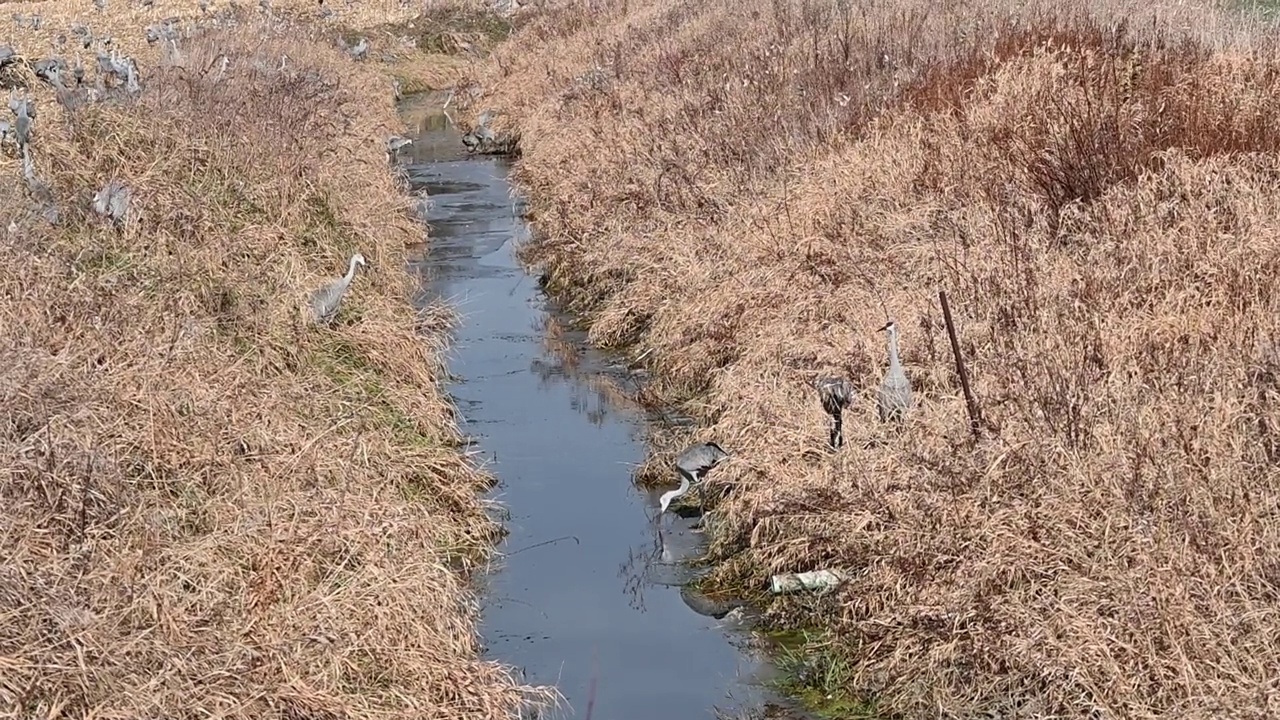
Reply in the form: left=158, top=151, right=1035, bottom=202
left=399, top=93, right=785, bottom=720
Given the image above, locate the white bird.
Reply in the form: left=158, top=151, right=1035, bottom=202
left=877, top=320, right=913, bottom=422
left=309, top=253, right=366, bottom=326
left=659, top=441, right=730, bottom=514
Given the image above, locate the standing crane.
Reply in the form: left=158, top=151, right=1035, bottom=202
left=877, top=320, right=913, bottom=422
left=814, top=376, right=855, bottom=449
left=309, top=253, right=367, bottom=326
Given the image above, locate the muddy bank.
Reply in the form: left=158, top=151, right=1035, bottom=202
left=458, top=1, right=1280, bottom=718
left=399, top=93, right=809, bottom=720
left=0, top=6, right=531, bottom=718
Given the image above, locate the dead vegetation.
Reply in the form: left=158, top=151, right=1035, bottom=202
left=0, top=3, right=546, bottom=719
left=467, top=0, right=1280, bottom=716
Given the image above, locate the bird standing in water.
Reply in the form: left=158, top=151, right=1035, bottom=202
left=659, top=441, right=730, bottom=514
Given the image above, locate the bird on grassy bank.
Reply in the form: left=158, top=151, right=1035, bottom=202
left=814, top=376, right=855, bottom=449
left=659, top=441, right=730, bottom=515
left=92, top=178, right=131, bottom=226
left=145, top=20, right=180, bottom=46
left=347, top=37, right=369, bottom=61
left=33, top=57, right=69, bottom=90
left=877, top=319, right=913, bottom=423
left=309, top=253, right=367, bottom=326
left=9, top=95, right=35, bottom=151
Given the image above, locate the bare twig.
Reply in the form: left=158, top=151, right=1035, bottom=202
left=584, top=645, right=599, bottom=720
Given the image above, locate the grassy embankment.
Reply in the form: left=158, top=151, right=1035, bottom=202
left=0, top=1, right=544, bottom=717
left=466, top=0, right=1280, bottom=716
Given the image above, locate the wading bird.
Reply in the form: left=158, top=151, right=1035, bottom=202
left=461, top=109, right=499, bottom=154
left=814, top=376, right=855, bottom=449
left=877, top=320, right=913, bottom=422
left=659, top=441, right=730, bottom=514
left=309, top=253, right=367, bottom=326
left=386, top=135, right=412, bottom=163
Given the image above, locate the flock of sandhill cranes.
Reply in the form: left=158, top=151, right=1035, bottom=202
left=656, top=319, right=914, bottom=516
left=2, top=4, right=382, bottom=325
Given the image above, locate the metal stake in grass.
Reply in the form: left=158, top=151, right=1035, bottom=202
left=877, top=319, right=913, bottom=423
left=814, top=376, right=854, bottom=449
left=658, top=441, right=730, bottom=515
left=939, top=289, right=983, bottom=442
left=309, top=253, right=367, bottom=326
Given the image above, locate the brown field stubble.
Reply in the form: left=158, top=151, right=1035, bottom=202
left=469, top=0, right=1280, bottom=716
left=0, top=4, right=546, bottom=719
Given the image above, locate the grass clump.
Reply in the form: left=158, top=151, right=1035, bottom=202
left=0, top=3, right=548, bottom=719
left=467, top=0, right=1280, bottom=716
left=394, top=3, right=515, bottom=53
left=768, top=630, right=878, bottom=720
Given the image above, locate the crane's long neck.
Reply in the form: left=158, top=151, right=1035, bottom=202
left=886, top=327, right=902, bottom=371
left=343, top=257, right=361, bottom=285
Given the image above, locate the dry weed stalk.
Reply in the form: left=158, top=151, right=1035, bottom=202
left=0, top=6, right=550, bottom=719
left=470, top=0, right=1280, bottom=715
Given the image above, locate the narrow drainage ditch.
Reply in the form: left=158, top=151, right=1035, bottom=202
left=394, top=92, right=805, bottom=720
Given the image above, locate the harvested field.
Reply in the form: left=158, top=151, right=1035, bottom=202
left=0, top=1, right=543, bottom=718
left=466, top=0, right=1280, bottom=716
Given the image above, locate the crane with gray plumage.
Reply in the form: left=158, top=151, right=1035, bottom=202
left=8, top=95, right=34, bottom=151
left=92, top=178, right=131, bottom=226
left=877, top=320, right=913, bottom=422
left=659, top=441, right=730, bottom=515
left=309, top=253, right=366, bottom=326
left=386, top=135, right=412, bottom=163
left=814, top=376, right=855, bottom=449
left=461, top=109, right=499, bottom=153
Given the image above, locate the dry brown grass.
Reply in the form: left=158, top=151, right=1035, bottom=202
left=0, top=3, right=548, bottom=719
left=467, top=0, right=1280, bottom=716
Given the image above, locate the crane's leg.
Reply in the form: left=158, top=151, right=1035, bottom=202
left=829, top=411, right=844, bottom=450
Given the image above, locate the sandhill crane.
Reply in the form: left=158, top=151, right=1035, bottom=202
left=92, top=179, right=131, bottom=226
left=877, top=320, right=913, bottom=422
left=309, top=253, right=366, bottom=326
left=814, top=376, right=854, bottom=449
left=386, top=135, right=412, bottom=162
left=348, top=37, right=369, bottom=61
left=659, top=441, right=730, bottom=514
left=461, top=110, right=499, bottom=153
left=9, top=96, right=34, bottom=150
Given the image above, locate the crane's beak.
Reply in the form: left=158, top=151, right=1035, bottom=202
left=877, top=322, right=892, bottom=332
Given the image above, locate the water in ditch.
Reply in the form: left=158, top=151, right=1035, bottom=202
left=396, top=93, right=789, bottom=719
